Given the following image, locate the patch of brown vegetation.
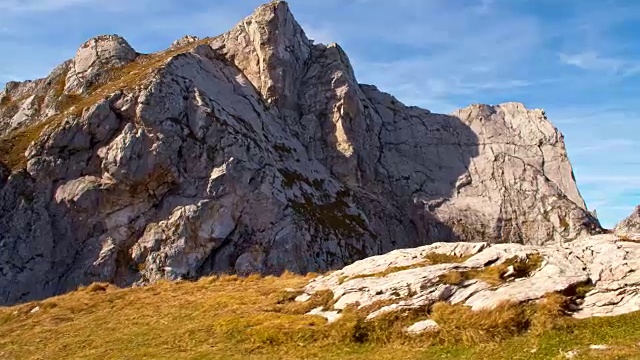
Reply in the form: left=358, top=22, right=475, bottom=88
left=0, top=94, right=29, bottom=119
left=279, top=168, right=325, bottom=191
left=291, top=189, right=368, bottom=238
left=439, top=253, right=544, bottom=286
left=423, top=252, right=474, bottom=265
left=273, top=289, right=335, bottom=315
left=341, top=252, right=473, bottom=283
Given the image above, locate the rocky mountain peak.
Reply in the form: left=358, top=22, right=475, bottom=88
left=212, top=0, right=312, bottom=113
left=64, top=34, right=138, bottom=94
left=171, top=35, right=200, bottom=49
left=0, top=1, right=603, bottom=306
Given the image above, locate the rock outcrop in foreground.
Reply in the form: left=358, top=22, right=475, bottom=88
left=0, top=1, right=600, bottom=305
left=296, top=233, right=640, bottom=326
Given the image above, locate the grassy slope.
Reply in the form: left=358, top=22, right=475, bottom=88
left=1, top=273, right=640, bottom=360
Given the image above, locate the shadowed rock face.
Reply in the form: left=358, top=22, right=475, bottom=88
left=0, top=1, right=601, bottom=305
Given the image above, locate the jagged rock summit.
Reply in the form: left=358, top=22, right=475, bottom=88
left=0, top=1, right=601, bottom=305
left=65, top=34, right=138, bottom=94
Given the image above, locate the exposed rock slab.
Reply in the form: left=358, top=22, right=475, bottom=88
left=298, top=234, right=640, bottom=320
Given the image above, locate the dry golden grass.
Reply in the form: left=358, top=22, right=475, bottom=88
left=0, top=94, right=32, bottom=123
left=0, top=38, right=211, bottom=170
left=341, top=252, right=474, bottom=284
left=440, top=253, right=544, bottom=286
left=3, top=271, right=640, bottom=359
left=423, top=252, right=475, bottom=265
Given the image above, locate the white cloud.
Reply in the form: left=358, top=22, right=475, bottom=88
left=559, top=51, right=638, bottom=73
left=0, top=0, right=96, bottom=12
left=571, top=138, right=636, bottom=154
left=301, top=23, right=337, bottom=45
left=561, top=52, right=615, bottom=69
left=475, top=0, right=495, bottom=14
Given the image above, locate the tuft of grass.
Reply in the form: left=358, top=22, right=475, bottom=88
left=273, top=290, right=335, bottom=315
left=528, top=293, right=572, bottom=335
left=80, top=283, right=114, bottom=293
left=439, top=270, right=467, bottom=285
left=424, top=252, right=474, bottom=265
left=440, top=253, right=544, bottom=286
left=274, top=289, right=305, bottom=304
left=429, top=301, right=530, bottom=345
left=563, top=280, right=596, bottom=299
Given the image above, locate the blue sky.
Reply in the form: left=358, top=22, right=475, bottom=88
left=1, top=0, right=638, bottom=228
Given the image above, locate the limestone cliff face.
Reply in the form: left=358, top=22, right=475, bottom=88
left=0, top=1, right=601, bottom=305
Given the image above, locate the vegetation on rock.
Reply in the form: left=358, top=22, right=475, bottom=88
left=439, top=253, right=544, bottom=286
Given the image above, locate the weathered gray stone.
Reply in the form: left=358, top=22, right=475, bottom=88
left=298, top=234, right=640, bottom=321
left=308, top=307, right=342, bottom=323
left=0, top=60, right=72, bottom=137
left=0, top=1, right=602, bottom=305
left=171, top=35, right=200, bottom=49
left=405, top=319, right=440, bottom=334
left=65, top=34, right=137, bottom=93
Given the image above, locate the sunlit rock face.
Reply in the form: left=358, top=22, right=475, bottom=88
left=0, top=1, right=600, bottom=305
left=298, top=234, right=640, bottom=321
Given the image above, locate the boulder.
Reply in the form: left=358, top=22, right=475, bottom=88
left=64, top=34, right=137, bottom=93
left=405, top=319, right=440, bottom=334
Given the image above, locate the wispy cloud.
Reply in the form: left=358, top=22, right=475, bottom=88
left=560, top=51, right=640, bottom=75
left=0, top=0, right=96, bottom=12
left=571, top=138, right=635, bottom=154
left=579, top=175, right=640, bottom=186
left=300, top=23, right=338, bottom=45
